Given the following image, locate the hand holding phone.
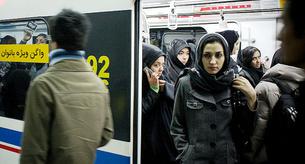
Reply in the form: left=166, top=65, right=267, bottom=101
left=144, top=66, right=153, bottom=76
left=144, top=66, right=159, bottom=88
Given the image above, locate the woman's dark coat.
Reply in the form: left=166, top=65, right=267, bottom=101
left=171, top=33, right=240, bottom=164
left=142, top=43, right=178, bottom=164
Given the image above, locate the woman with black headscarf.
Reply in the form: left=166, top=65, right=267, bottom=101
left=217, top=30, right=243, bottom=67
left=166, top=39, right=193, bottom=84
left=170, top=33, right=256, bottom=164
left=242, top=46, right=265, bottom=86
left=142, top=43, right=178, bottom=164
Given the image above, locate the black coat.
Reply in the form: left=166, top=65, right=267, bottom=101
left=171, top=74, right=238, bottom=164
left=142, top=43, right=178, bottom=164
left=2, top=68, right=31, bottom=120
left=142, top=74, right=178, bottom=164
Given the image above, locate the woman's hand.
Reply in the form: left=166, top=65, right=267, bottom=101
left=232, top=76, right=257, bottom=111
left=145, top=69, right=159, bottom=91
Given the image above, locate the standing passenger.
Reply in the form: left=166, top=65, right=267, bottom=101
left=249, top=0, right=305, bottom=163
left=20, top=9, right=114, bottom=164
left=0, top=35, right=17, bottom=117
left=29, top=33, right=49, bottom=80
left=171, top=33, right=256, bottom=164
left=142, top=43, right=178, bottom=164
left=217, top=30, right=242, bottom=66
left=167, top=39, right=193, bottom=84
left=186, top=38, right=197, bottom=64
left=241, top=46, right=265, bottom=86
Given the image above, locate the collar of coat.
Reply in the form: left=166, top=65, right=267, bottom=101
left=49, top=49, right=85, bottom=66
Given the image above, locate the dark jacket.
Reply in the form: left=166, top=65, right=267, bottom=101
left=142, top=43, right=178, bottom=164
left=171, top=73, right=237, bottom=164
left=2, top=68, right=31, bottom=120
left=171, top=33, right=239, bottom=164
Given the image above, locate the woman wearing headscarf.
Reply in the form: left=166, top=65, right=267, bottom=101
left=142, top=43, right=178, bottom=164
left=167, top=39, right=193, bottom=84
left=242, top=46, right=265, bottom=86
left=170, top=33, right=256, bottom=164
left=217, top=30, right=243, bottom=67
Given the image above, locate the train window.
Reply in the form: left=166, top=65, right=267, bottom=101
left=0, top=19, right=49, bottom=120
left=150, top=27, right=206, bottom=53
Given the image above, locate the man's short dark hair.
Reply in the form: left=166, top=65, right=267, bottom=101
left=49, top=9, right=91, bottom=50
left=0, top=35, right=16, bottom=44
left=37, top=33, right=48, bottom=43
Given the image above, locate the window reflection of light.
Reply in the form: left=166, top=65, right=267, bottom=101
left=0, top=0, right=6, bottom=6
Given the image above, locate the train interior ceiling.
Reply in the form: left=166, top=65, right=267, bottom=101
left=141, top=0, right=283, bottom=68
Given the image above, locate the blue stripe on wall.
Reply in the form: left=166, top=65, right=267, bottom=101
left=0, top=127, right=22, bottom=147
left=0, top=127, right=130, bottom=164
left=95, top=150, right=130, bottom=164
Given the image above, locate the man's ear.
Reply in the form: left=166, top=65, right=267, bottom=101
left=50, top=41, right=58, bottom=50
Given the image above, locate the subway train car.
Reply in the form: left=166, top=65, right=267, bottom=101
left=143, top=0, right=284, bottom=68
left=0, top=0, right=141, bottom=164
left=0, top=0, right=284, bottom=163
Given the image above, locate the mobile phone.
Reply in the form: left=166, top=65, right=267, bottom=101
left=144, top=66, right=153, bottom=75
left=25, top=21, right=38, bottom=33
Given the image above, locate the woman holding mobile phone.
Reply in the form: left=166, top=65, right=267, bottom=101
left=142, top=43, right=178, bottom=164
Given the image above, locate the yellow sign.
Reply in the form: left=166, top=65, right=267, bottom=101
left=0, top=44, right=49, bottom=63
left=279, top=0, right=286, bottom=9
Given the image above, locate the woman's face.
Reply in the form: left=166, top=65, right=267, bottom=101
left=250, top=51, right=261, bottom=69
left=150, top=56, right=165, bottom=79
left=201, top=42, right=225, bottom=75
left=36, top=36, right=47, bottom=44
left=177, top=48, right=190, bottom=65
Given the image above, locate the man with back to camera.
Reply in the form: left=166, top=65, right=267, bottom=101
left=20, top=9, right=114, bottom=164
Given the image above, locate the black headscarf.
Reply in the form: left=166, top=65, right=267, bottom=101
left=241, top=46, right=264, bottom=86
left=217, top=30, right=243, bottom=66
left=190, top=33, right=234, bottom=93
left=217, top=30, right=239, bottom=54
left=167, top=39, right=192, bottom=83
left=142, top=43, right=166, bottom=91
left=143, top=43, right=166, bottom=68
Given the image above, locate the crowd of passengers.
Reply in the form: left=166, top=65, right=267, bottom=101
left=0, top=33, right=48, bottom=119
left=141, top=9, right=305, bottom=163
left=0, top=1, right=304, bottom=163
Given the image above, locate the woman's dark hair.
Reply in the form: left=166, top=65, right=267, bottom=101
left=49, top=9, right=91, bottom=50
left=242, top=46, right=261, bottom=68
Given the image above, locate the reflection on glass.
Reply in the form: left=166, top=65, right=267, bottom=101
left=0, top=19, right=49, bottom=120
